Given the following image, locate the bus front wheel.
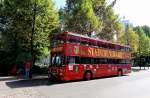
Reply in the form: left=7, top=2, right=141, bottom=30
left=84, top=71, right=93, bottom=80
left=48, top=73, right=54, bottom=80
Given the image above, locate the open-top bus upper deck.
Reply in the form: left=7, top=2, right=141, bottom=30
left=50, top=32, right=130, bottom=52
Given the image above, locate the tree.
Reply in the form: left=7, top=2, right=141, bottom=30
left=64, top=0, right=121, bottom=40
left=141, top=25, right=150, bottom=37
left=30, top=0, right=60, bottom=64
left=92, top=0, right=122, bottom=40
left=118, top=24, right=139, bottom=57
left=134, top=26, right=150, bottom=68
left=64, top=0, right=102, bottom=35
left=134, top=26, right=150, bottom=56
left=126, top=25, right=139, bottom=54
left=0, top=0, right=59, bottom=66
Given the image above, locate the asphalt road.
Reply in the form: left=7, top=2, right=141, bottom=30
left=1, top=69, right=150, bottom=98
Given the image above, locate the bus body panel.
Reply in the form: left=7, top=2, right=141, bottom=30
left=49, top=32, right=132, bottom=81
left=48, top=63, right=131, bottom=81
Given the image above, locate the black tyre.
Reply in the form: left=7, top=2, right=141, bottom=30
left=84, top=71, right=93, bottom=80
left=118, top=70, right=123, bottom=76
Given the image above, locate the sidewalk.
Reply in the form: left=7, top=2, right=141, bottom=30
left=0, top=74, right=48, bottom=81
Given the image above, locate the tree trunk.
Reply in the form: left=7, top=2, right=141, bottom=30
left=31, top=0, right=37, bottom=66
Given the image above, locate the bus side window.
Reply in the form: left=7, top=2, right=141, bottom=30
left=96, top=58, right=99, bottom=64
left=100, top=58, right=107, bottom=64
left=67, top=56, right=75, bottom=64
left=81, top=57, right=91, bottom=64
left=75, top=57, right=80, bottom=64
left=91, top=58, right=98, bottom=64
left=125, top=60, right=131, bottom=64
left=68, top=38, right=80, bottom=43
left=67, top=56, right=80, bottom=64
left=56, top=56, right=61, bottom=65
left=81, top=41, right=89, bottom=45
left=91, top=58, right=94, bottom=64
left=94, top=58, right=99, bottom=64
left=108, top=59, right=113, bottom=64
left=118, top=59, right=126, bottom=64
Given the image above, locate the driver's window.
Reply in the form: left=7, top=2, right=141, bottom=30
left=56, top=55, right=61, bottom=65
left=51, top=54, right=56, bottom=65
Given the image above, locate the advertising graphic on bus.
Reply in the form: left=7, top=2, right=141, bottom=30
left=48, top=32, right=131, bottom=81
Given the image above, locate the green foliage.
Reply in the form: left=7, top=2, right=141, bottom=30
left=64, top=0, right=122, bottom=40
left=126, top=26, right=139, bottom=54
left=118, top=25, right=139, bottom=56
left=118, top=24, right=150, bottom=58
left=80, top=0, right=102, bottom=32
left=134, top=26, right=150, bottom=57
left=92, top=0, right=120, bottom=40
left=0, top=0, right=59, bottom=65
left=32, top=0, right=59, bottom=60
left=141, top=25, right=150, bottom=37
left=64, top=0, right=102, bottom=35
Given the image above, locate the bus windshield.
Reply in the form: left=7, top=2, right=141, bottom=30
left=50, top=54, right=65, bottom=66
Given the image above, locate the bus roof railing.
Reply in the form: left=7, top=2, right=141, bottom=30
left=51, top=32, right=130, bottom=48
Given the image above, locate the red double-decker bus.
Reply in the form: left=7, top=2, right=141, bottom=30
left=48, top=32, right=131, bottom=81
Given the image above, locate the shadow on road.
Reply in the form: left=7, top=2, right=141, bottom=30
left=6, top=78, right=58, bottom=88
left=5, top=75, right=128, bottom=89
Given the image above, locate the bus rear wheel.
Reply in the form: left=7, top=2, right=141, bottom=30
left=118, top=70, right=123, bottom=76
left=84, top=71, right=92, bottom=80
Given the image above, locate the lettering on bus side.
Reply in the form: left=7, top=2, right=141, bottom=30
left=123, top=52, right=131, bottom=59
left=87, top=47, right=130, bottom=59
left=88, top=47, right=93, bottom=56
left=108, top=50, right=112, bottom=57
left=94, top=49, right=98, bottom=57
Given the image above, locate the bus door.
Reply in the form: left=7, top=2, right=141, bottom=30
left=67, top=57, right=82, bottom=79
left=73, top=64, right=83, bottom=79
